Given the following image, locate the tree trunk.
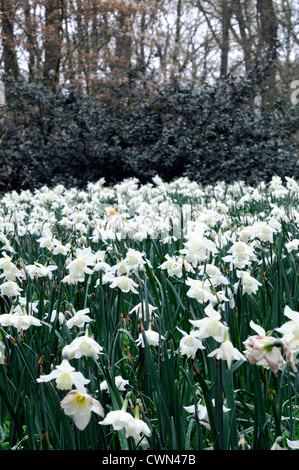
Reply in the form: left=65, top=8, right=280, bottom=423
left=1, top=0, right=18, bottom=75
left=112, top=11, right=133, bottom=75
left=220, top=0, right=232, bottom=77
left=233, top=0, right=253, bottom=73
left=256, top=0, right=279, bottom=108
left=43, top=0, right=62, bottom=86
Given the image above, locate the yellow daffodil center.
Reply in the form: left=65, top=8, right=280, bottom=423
left=75, top=395, right=87, bottom=406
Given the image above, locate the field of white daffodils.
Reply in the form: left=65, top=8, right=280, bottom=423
left=0, top=174, right=298, bottom=451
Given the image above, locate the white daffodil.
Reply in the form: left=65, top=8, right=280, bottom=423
left=222, top=240, right=256, bottom=270
left=123, top=248, right=147, bottom=270
left=0, top=254, right=24, bottom=282
left=110, top=260, right=130, bottom=276
left=34, top=262, right=58, bottom=279
left=52, top=238, right=71, bottom=256
left=125, top=403, right=151, bottom=444
left=0, top=305, right=42, bottom=332
left=276, top=306, right=299, bottom=360
left=129, top=301, right=158, bottom=320
left=63, top=259, right=93, bottom=284
left=159, top=254, right=183, bottom=278
left=62, top=332, right=103, bottom=360
left=182, top=232, right=218, bottom=263
left=135, top=328, right=164, bottom=348
left=236, top=270, right=262, bottom=295
left=185, top=278, right=217, bottom=304
left=285, top=239, right=299, bottom=253
left=0, top=280, right=23, bottom=297
left=243, top=321, right=296, bottom=374
left=100, top=375, right=130, bottom=392
left=197, top=263, right=229, bottom=286
left=37, top=359, right=90, bottom=393
left=184, top=399, right=230, bottom=426
left=99, top=401, right=136, bottom=433
left=61, top=389, right=104, bottom=431
left=109, top=275, right=139, bottom=294
left=99, top=397, right=150, bottom=444
left=208, top=331, right=247, bottom=369
left=189, top=303, right=229, bottom=342
left=250, top=221, right=276, bottom=243
left=62, top=247, right=96, bottom=284
left=37, top=233, right=53, bottom=251
left=66, top=307, right=93, bottom=329
left=286, top=439, right=299, bottom=450
left=177, top=327, right=205, bottom=359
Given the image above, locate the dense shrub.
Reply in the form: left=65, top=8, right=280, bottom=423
left=0, top=65, right=299, bottom=192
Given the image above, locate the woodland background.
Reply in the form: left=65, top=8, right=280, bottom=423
left=0, top=0, right=299, bottom=190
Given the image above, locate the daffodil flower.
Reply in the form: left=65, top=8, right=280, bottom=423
left=177, top=327, right=205, bottom=359
left=37, top=359, right=90, bottom=393
left=109, top=275, right=139, bottom=294
left=0, top=280, right=23, bottom=297
left=61, top=390, right=104, bottom=431
left=100, top=375, right=130, bottom=392
left=135, top=325, right=164, bottom=348
left=208, top=331, right=246, bottom=369
left=189, top=303, right=229, bottom=342
left=276, top=306, right=299, bottom=357
left=99, top=397, right=136, bottom=432
left=0, top=304, right=42, bottom=332
left=184, top=399, right=230, bottom=427
left=66, top=307, right=93, bottom=329
left=62, top=330, right=103, bottom=360
left=243, top=321, right=297, bottom=374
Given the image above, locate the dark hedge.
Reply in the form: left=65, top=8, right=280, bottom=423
left=0, top=66, right=299, bottom=192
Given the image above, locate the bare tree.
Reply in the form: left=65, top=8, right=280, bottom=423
left=220, top=0, right=232, bottom=77
left=43, top=0, right=62, bottom=86
left=0, top=0, right=19, bottom=74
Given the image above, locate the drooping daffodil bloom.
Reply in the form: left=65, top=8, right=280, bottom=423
left=0, top=280, right=23, bottom=297
left=100, top=375, right=130, bottom=392
left=236, top=270, right=262, bottom=295
left=66, top=307, right=93, bottom=329
left=62, top=329, right=103, bottom=360
left=109, top=275, right=139, bottom=294
left=0, top=304, right=42, bottom=332
left=37, top=359, right=90, bottom=393
left=61, top=389, right=104, bottom=431
left=208, top=330, right=247, bottom=369
left=243, top=320, right=297, bottom=374
left=135, top=325, right=165, bottom=348
left=275, top=305, right=299, bottom=359
left=99, top=396, right=151, bottom=444
left=184, top=399, right=230, bottom=428
left=177, top=327, right=205, bottom=359
left=189, top=303, right=229, bottom=343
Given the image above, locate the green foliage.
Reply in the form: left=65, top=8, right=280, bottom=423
left=0, top=63, right=299, bottom=191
